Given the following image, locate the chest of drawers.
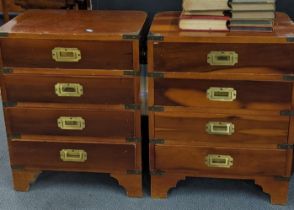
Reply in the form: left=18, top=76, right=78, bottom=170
left=0, top=10, right=146, bottom=197
left=148, top=12, right=294, bottom=205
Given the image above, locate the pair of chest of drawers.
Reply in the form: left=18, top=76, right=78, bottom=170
left=0, top=10, right=146, bottom=197
left=148, top=12, right=294, bottom=205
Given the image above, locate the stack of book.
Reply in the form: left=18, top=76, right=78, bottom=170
left=179, top=0, right=231, bottom=31
left=230, top=0, right=276, bottom=32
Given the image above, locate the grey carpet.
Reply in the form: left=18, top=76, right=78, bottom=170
left=0, top=103, right=293, bottom=210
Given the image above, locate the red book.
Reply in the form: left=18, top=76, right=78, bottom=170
left=179, top=13, right=230, bottom=32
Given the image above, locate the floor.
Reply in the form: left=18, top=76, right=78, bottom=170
left=0, top=104, right=293, bottom=210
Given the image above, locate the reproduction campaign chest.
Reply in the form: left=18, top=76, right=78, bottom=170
left=0, top=10, right=146, bottom=197
left=148, top=12, right=294, bottom=205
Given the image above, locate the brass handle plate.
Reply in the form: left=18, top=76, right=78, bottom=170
left=52, top=47, right=81, bottom=62
left=205, top=154, right=233, bottom=168
left=207, top=87, right=237, bottom=102
left=207, top=51, right=238, bottom=66
left=60, top=149, right=87, bottom=162
left=55, top=83, right=83, bottom=97
left=206, top=122, right=235, bottom=136
left=57, top=117, right=85, bottom=130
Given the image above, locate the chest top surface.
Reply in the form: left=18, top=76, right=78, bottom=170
left=150, top=12, right=294, bottom=43
left=0, top=10, right=147, bottom=40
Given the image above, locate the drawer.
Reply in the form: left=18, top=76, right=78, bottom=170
left=153, top=108, right=289, bottom=146
left=153, top=145, right=287, bottom=176
left=4, top=104, right=138, bottom=138
left=1, top=39, right=133, bottom=69
left=154, top=79, right=292, bottom=111
left=9, top=137, right=137, bottom=172
left=2, top=69, right=137, bottom=104
left=153, top=43, right=294, bottom=73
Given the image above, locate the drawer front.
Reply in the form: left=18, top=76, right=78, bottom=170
left=1, top=39, right=133, bottom=69
left=10, top=139, right=136, bottom=172
left=3, top=73, right=135, bottom=104
left=154, top=145, right=287, bottom=176
left=5, top=106, right=136, bottom=137
left=154, top=79, right=292, bottom=111
left=154, top=43, right=294, bottom=73
left=154, top=110, right=289, bottom=146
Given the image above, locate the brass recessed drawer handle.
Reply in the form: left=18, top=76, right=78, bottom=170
left=205, top=154, right=234, bottom=168
left=60, top=149, right=87, bottom=162
left=206, top=122, right=235, bottom=136
left=207, top=87, right=237, bottom=102
left=57, top=117, right=85, bottom=130
left=55, top=83, right=83, bottom=97
left=207, top=51, right=238, bottom=66
left=52, top=47, right=81, bottom=62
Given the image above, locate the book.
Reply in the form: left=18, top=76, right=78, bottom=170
left=230, top=0, right=276, bottom=11
left=183, top=0, right=230, bottom=11
left=230, top=26, right=273, bottom=32
left=230, top=19, right=274, bottom=27
left=232, top=11, right=275, bottom=19
left=182, top=10, right=227, bottom=16
left=179, top=14, right=229, bottom=31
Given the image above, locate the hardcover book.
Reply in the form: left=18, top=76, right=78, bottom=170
left=183, top=0, right=230, bottom=11
left=232, top=11, right=275, bottom=19
left=230, top=0, right=276, bottom=11
left=230, top=19, right=274, bottom=27
left=179, top=14, right=229, bottom=31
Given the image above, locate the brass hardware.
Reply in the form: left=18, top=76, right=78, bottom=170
left=278, top=144, right=294, bottom=150
left=123, top=70, right=140, bottom=77
left=205, top=154, right=234, bottom=168
left=57, top=117, right=85, bottom=130
left=287, top=36, right=294, bottom=42
left=126, top=137, right=142, bottom=143
left=275, top=176, right=291, bottom=181
left=280, top=110, right=294, bottom=116
left=149, top=139, right=165, bottom=144
left=124, top=104, right=141, bottom=110
left=55, top=83, right=83, bottom=97
left=122, top=33, right=140, bottom=40
left=207, top=87, right=237, bottom=102
left=52, top=47, right=81, bottom=62
left=8, top=134, right=21, bottom=140
left=148, top=33, right=164, bottom=41
left=126, top=170, right=142, bottom=175
left=1, top=67, right=13, bottom=74
left=148, top=72, right=165, bottom=78
left=207, top=51, right=238, bottom=66
left=283, top=75, right=294, bottom=81
left=150, top=170, right=165, bottom=176
left=11, top=165, right=25, bottom=170
left=206, top=122, right=235, bottom=136
left=2, top=101, right=17, bottom=107
left=0, top=32, right=8, bottom=37
left=60, top=149, right=87, bottom=162
left=149, top=105, right=164, bottom=112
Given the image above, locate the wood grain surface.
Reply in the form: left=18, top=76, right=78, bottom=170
left=5, top=104, right=137, bottom=138
left=154, top=79, right=292, bottom=110
left=0, top=10, right=147, bottom=40
left=1, top=39, right=133, bottom=69
left=3, top=69, right=136, bottom=104
left=154, top=145, right=287, bottom=176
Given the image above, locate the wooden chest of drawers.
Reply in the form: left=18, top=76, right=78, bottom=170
left=148, top=12, right=294, bottom=205
left=0, top=10, right=146, bottom=197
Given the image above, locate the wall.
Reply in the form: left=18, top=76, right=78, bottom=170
left=93, top=0, right=294, bottom=19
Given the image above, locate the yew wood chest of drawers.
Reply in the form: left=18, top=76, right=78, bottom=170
left=148, top=12, right=294, bottom=205
left=0, top=10, right=146, bottom=197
